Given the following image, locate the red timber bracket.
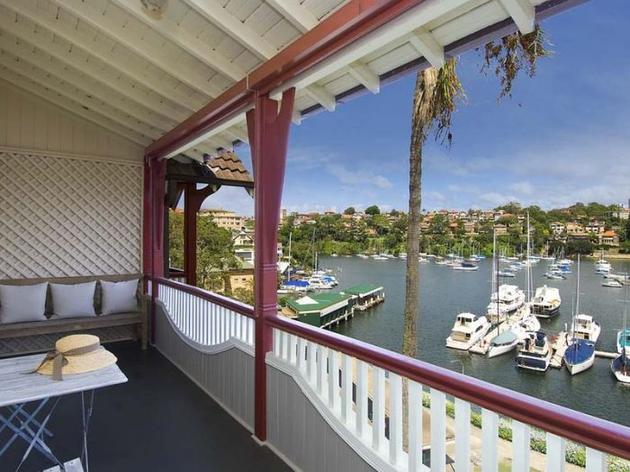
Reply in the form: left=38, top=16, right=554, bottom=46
left=247, top=88, right=295, bottom=442
left=183, top=183, right=220, bottom=286
left=143, top=156, right=166, bottom=343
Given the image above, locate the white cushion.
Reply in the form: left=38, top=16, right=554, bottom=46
left=100, top=279, right=138, bottom=315
left=0, top=283, right=48, bottom=324
left=50, top=282, right=96, bottom=318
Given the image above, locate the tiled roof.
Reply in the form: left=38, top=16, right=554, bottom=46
left=204, top=151, right=253, bottom=184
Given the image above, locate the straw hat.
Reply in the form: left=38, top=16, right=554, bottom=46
left=36, top=334, right=117, bottom=380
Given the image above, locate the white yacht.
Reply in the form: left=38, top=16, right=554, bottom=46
left=603, top=279, right=623, bottom=288
left=595, top=259, right=612, bottom=274
left=446, top=313, right=491, bottom=351
left=516, top=331, right=552, bottom=372
left=570, top=314, right=601, bottom=343
left=531, top=285, right=561, bottom=319
left=486, top=285, right=526, bottom=324
left=487, top=314, right=540, bottom=358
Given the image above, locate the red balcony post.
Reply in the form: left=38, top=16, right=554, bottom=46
left=247, top=88, right=295, bottom=442
left=143, top=157, right=166, bottom=343
left=183, top=183, right=219, bottom=287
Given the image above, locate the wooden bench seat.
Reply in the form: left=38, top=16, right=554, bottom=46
left=0, top=274, right=147, bottom=357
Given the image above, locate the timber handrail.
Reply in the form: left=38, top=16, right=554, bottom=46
left=268, top=315, right=630, bottom=461
left=151, top=277, right=255, bottom=319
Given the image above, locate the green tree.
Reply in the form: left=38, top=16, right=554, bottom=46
left=365, top=205, right=381, bottom=216
left=343, top=206, right=356, bottom=215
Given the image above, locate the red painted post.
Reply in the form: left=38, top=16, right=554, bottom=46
left=183, top=184, right=218, bottom=287
left=247, top=88, right=295, bottom=442
left=143, top=157, right=166, bottom=344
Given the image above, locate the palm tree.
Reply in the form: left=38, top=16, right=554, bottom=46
left=402, top=25, right=550, bottom=359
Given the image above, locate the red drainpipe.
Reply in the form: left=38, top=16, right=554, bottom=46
left=247, top=88, right=295, bottom=442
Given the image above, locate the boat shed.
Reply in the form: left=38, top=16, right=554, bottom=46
left=341, top=283, right=385, bottom=311
left=286, top=292, right=355, bottom=328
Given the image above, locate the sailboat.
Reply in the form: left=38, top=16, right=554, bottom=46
left=564, top=255, right=596, bottom=376
left=612, top=287, right=630, bottom=383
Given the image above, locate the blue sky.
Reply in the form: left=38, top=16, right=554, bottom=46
left=207, top=0, right=630, bottom=216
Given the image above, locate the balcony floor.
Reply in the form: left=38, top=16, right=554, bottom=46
left=3, top=341, right=290, bottom=472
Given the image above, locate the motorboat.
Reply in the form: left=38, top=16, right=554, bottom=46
left=452, top=261, right=479, bottom=271
left=531, top=285, right=561, bottom=319
left=564, top=339, right=596, bottom=375
left=497, top=270, right=516, bottom=278
left=544, top=271, right=565, bottom=280
left=595, top=258, right=612, bottom=274
left=570, top=314, right=601, bottom=343
left=611, top=355, right=630, bottom=384
left=516, top=331, right=552, bottom=372
left=487, top=328, right=520, bottom=358
left=446, top=313, right=491, bottom=351
left=617, top=328, right=630, bottom=355
left=603, top=279, right=624, bottom=288
left=486, top=284, right=526, bottom=324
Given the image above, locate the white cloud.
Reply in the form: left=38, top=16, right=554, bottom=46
left=324, top=163, right=393, bottom=189
left=509, top=181, right=534, bottom=195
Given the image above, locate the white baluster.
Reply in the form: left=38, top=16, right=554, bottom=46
left=585, top=447, right=606, bottom=472
left=341, top=354, right=353, bottom=424
left=289, top=335, right=298, bottom=365
left=546, top=433, right=566, bottom=472
left=372, top=367, right=385, bottom=453
left=273, top=329, right=281, bottom=358
left=281, top=332, right=289, bottom=362
left=328, top=350, right=339, bottom=410
left=408, top=380, right=423, bottom=472
left=297, top=337, right=306, bottom=372
left=356, top=360, right=368, bottom=439
left=430, top=389, right=446, bottom=472
left=454, top=398, right=471, bottom=472
left=307, top=341, right=316, bottom=384
left=389, top=373, right=402, bottom=466
left=511, top=420, right=530, bottom=472
left=481, top=409, right=498, bottom=472
left=318, top=346, right=328, bottom=399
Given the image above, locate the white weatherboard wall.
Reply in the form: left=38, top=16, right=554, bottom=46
left=0, top=78, right=144, bottom=279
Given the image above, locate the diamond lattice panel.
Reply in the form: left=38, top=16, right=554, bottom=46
left=0, top=151, right=142, bottom=279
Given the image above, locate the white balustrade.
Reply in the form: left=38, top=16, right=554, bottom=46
left=157, top=283, right=254, bottom=348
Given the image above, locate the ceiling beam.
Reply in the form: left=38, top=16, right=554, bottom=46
left=0, top=33, right=176, bottom=132
left=0, top=50, right=162, bottom=141
left=304, top=85, right=336, bottom=112
left=0, top=65, right=150, bottom=146
left=47, top=0, right=220, bottom=98
left=347, top=62, right=380, bottom=94
left=109, top=0, right=245, bottom=82
left=498, top=0, right=536, bottom=34
left=408, top=28, right=446, bottom=68
left=0, top=6, right=187, bottom=123
left=265, top=0, right=318, bottom=32
left=0, top=0, right=200, bottom=112
left=182, top=0, right=277, bottom=60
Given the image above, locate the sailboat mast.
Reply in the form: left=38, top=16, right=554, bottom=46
left=526, top=212, right=531, bottom=302
left=287, top=232, right=292, bottom=280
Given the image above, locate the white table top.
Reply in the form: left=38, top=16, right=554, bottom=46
left=0, top=353, right=127, bottom=408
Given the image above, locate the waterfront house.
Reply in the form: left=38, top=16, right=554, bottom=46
left=599, top=230, right=620, bottom=247
left=341, top=284, right=385, bottom=311
left=1, top=0, right=628, bottom=471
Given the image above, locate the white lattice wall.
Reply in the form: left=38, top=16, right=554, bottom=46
left=0, top=151, right=143, bottom=279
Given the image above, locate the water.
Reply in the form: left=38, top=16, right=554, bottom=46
left=321, top=256, right=630, bottom=426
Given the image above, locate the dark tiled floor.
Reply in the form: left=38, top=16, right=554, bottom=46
left=2, top=342, right=290, bottom=472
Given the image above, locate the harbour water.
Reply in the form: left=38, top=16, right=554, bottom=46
left=323, top=256, right=630, bottom=426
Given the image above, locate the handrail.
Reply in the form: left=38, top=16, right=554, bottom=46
left=152, top=277, right=255, bottom=319
left=268, top=315, right=630, bottom=461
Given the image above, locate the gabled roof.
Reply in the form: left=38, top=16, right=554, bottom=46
left=204, top=151, right=253, bottom=184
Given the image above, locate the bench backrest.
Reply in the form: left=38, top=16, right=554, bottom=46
left=0, top=274, right=143, bottom=318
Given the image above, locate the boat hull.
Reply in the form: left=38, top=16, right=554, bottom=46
left=532, top=305, right=560, bottom=319
left=611, top=356, right=630, bottom=384
left=515, top=354, right=550, bottom=372
left=564, top=340, right=596, bottom=375
left=488, top=341, right=518, bottom=358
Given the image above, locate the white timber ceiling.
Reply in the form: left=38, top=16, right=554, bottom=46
left=0, top=0, right=563, bottom=160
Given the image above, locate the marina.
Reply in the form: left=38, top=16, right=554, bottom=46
left=325, top=254, right=630, bottom=426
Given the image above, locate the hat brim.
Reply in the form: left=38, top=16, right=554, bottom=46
left=37, top=347, right=117, bottom=377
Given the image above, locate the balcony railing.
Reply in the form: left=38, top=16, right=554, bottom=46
left=148, top=277, right=630, bottom=472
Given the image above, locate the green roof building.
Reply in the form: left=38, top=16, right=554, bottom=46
left=287, top=292, right=355, bottom=328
